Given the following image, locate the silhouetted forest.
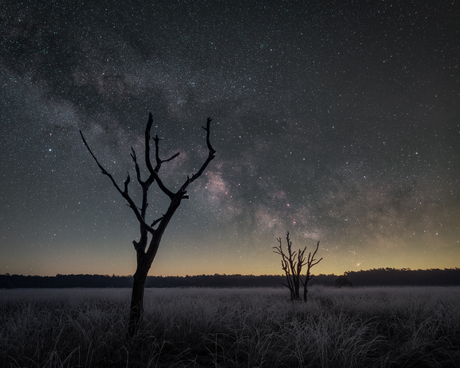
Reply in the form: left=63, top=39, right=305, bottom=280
left=1, top=268, right=459, bottom=289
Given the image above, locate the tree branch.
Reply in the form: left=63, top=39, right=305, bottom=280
left=80, top=130, right=155, bottom=235
left=153, top=135, right=180, bottom=172
left=124, top=173, right=131, bottom=194
left=179, top=117, right=216, bottom=194
left=144, top=113, right=175, bottom=199
left=150, top=216, right=164, bottom=228
left=307, top=241, right=323, bottom=276
left=130, top=147, right=143, bottom=185
left=202, top=117, right=216, bottom=155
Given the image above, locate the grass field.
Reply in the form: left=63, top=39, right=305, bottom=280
left=1, top=286, right=459, bottom=368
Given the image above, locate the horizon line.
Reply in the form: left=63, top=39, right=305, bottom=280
left=2, top=267, right=459, bottom=278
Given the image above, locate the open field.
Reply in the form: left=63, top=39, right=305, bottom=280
left=1, top=286, right=459, bottom=368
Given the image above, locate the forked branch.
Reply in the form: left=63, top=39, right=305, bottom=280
left=144, top=113, right=175, bottom=199
left=179, top=118, right=216, bottom=195
left=301, top=241, right=323, bottom=302
left=153, top=135, right=180, bottom=172
left=79, top=130, right=155, bottom=235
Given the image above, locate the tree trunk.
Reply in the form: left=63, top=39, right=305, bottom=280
left=303, top=284, right=308, bottom=302
left=128, top=267, right=148, bottom=336
left=294, top=280, right=300, bottom=300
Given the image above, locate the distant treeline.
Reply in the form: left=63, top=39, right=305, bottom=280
left=1, top=268, right=459, bottom=289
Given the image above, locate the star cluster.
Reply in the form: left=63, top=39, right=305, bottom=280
left=1, top=0, right=459, bottom=276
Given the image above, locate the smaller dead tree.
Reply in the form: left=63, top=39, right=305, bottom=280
left=273, top=232, right=323, bottom=302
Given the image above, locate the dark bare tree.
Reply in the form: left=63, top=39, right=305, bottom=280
left=273, top=232, right=322, bottom=302
left=80, top=113, right=216, bottom=335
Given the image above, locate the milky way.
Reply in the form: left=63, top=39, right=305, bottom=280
left=1, top=0, right=459, bottom=276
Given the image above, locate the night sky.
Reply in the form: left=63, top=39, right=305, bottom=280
left=1, top=0, right=459, bottom=277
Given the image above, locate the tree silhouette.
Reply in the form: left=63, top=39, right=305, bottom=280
left=335, top=275, right=353, bottom=288
left=273, top=232, right=322, bottom=302
left=80, top=113, right=216, bottom=335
